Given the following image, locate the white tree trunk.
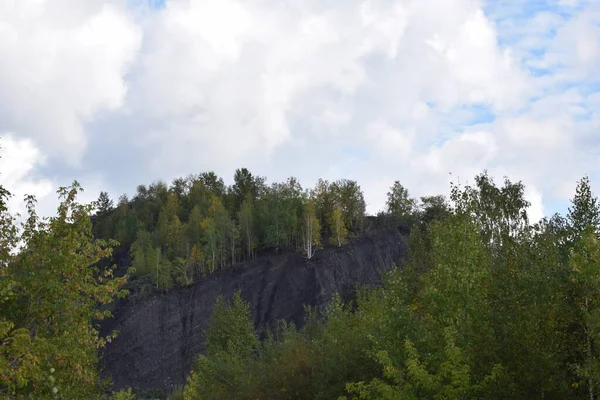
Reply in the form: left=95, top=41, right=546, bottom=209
left=304, top=215, right=315, bottom=259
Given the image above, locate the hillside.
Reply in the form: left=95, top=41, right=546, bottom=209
left=100, top=226, right=408, bottom=392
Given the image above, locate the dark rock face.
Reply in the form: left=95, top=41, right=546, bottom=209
left=100, top=227, right=408, bottom=392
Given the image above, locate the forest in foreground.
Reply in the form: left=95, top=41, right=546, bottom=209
left=1, top=166, right=600, bottom=399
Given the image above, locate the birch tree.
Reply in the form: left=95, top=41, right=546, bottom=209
left=303, top=199, right=321, bottom=259
left=329, top=207, right=347, bottom=247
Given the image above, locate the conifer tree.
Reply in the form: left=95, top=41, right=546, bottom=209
left=568, top=175, right=600, bottom=244
left=97, top=191, right=115, bottom=215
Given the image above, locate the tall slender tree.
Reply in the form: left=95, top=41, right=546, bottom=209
left=238, top=196, right=255, bottom=260
left=568, top=175, right=600, bottom=244
left=329, top=207, right=348, bottom=247
left=303, top=198, right=321, bottom=259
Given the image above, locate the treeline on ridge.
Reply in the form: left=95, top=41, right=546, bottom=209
left=93, top=169, right=446, bottom=291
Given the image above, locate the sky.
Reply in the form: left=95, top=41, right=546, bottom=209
left=0, top=0, right=599, bottom=224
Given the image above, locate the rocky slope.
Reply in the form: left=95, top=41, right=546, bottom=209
left=100, top=227, right=408, bottom=392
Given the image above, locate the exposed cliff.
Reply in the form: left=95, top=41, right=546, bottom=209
left=100, top=227, right=408, bottom=392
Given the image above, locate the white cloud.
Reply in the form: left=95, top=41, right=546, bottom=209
left=123, top=0, right=533, bottom=177
left=0, top=134, right=53, bottom=217
left=546, top=10, right=600, bottom=78
left=524, top=185, right=545, bottom=224
left=494, top=115, right=574, bottom=157
left=0, top=0, right=598, bottom=224
left=0, top=0, right=142, bottom=165
left=367, top=121, right=414, bottom=160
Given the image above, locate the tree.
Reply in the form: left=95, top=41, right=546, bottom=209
left=419, top=195, right=450, bottom=224
left=344, top=328, right=503, bottom=400
left=156, top=192, right=182, bottom=246
left=386, top=181, right=416, bottom=217
left=187, top=205, right=204, bottom=247
left=229, top=217, right=240, bottom=265
left=329, top=207, right=348, bottom=247
left=238, top=196, right=255, bottom=260
left=131, top=229, right=152, bottom=277
left=184, top=292, right=258, bottom=399
left=166, top=215, right=187, bottom=259
left=283, top=177, right=305, bottom=250
left=303, top=198, right=321, bottom=259
left=113, top=196, right=139, bottom=245
left=97, top=191, right=114, bottom=215
left=331, top=179, right=366, bottom=234
left=420, top=214, right=492, bottom=345
left=171, top=177, right=189, bottom=200
left=93, top=191, right=115, bottom=239
left=568, top=175, right=600, bottom=244
left=199, top=172, right=226, bottom=198
left=150, top=246, right=172, bottom=291
left=313, top=179, right=334, bottom=231
left=186, top=180, right=211, bottom=218
left=188, top=244, right=205, bottom=277
left=201, top=217, right=218, bottom=274
left=0, top=183, right=130, bottom=399
left=173, top=257, right=194, bottom=287
left=258, top=183, right=287, bottom=250
left=570, top=227, right=600, bottom=399
left=450, top=171, right=530, bottom=250
left=232, top=168, right=263, bottom=212
left=211, top=197, right=233, bottom=269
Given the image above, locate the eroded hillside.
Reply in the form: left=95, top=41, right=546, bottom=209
left=100, top=226, right=408, bottom=392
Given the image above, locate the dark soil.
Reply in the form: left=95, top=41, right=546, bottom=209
left=99, top=226, right=408, bottom=392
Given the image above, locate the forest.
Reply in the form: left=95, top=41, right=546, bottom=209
left=93, top=169, right=410, bottom=291
left=1, top=166, right=600, bottom=400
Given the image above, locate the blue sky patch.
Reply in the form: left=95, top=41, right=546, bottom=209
left=149, top=0, right=166, bottom=9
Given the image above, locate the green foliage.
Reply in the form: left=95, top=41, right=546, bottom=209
left=302, top=198, right=321, bottom=259
left=97, top=191, right=115, bottom=215
left=343, top=328, right=504, bottom=400
left=329, top=207, right=348, bottom=247
left=179, top=170, right=600, bottom=400
left=0, top=182, right=129, bottom=399
left=238, top=196, right=255, bottom=260
left=386, top=181, right=416, bottom=218
left=109, top=388, right=136, bottom=400
left=313, top=178, right=335, bottom=232
left=568, top=175, right=600, bottom=244
left=418, top=195, right=450, bottom=224
left=331, top=179, right=366, bottom=234
left=569, top=227, right=600, bottom=397
left=204, top=292, right=258, bottom=358
left=95, top=170, right=373, bottom=291
left=184, top=292, right=258, bottom=399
